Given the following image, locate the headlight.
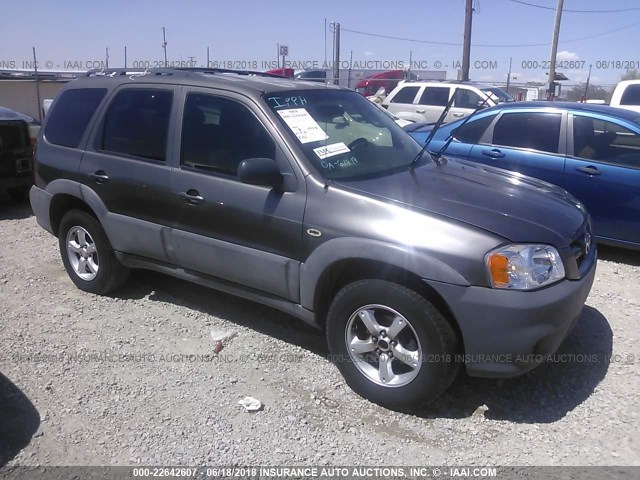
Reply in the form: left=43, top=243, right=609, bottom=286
left=485, top=244, right=565, bottom=290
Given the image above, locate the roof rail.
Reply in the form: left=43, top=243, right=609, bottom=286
left=85, top=67, right=287, bottom=79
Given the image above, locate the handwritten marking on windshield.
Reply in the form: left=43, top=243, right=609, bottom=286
left=267, top=96, right=308, bottom=109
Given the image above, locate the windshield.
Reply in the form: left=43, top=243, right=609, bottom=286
left=481, top=87, right=514, bottom=103
left=265, top=89, right=422, bottom=180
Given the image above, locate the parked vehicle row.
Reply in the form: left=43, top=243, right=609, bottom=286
left=30, top=68, right=594, bottom=409
left=0, top=106, right=36, bottom=200
left=383, top=81, right=513, bottom=123
left=405, top=101, right=640, bottom=249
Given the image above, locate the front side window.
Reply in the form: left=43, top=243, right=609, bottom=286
left=181, top=93, right=275, bottom=176
left=573, top=115, right=640, bottom=168
left=45, top=88, right=107, bottom=148
left=419, top=87, right=450, bottom=106
left=390, top=86, right=420, bottom=104
left=453, top=89, right=483, bottom=109
left=265, top=90, right=421, bottom=180
left=101, top=89, right=173, bottom=161
left=492, top=112, right=562, bottom=154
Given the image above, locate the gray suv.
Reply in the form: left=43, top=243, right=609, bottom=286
left=30, top=68, right=596, bottom=409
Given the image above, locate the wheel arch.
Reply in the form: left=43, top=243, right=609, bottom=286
left=46, top=180, right=108, bottom=237
left=301, top=238, right=467, bottom=348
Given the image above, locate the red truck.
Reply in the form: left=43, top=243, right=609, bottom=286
left=354, top=70, right=417, bottom=97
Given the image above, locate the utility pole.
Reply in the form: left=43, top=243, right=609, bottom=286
left=506, top=57, right=512, bottom=94
left=105, top=47, right=109, bottom=68
left=32, top=47, right=42, bottom=122
left=547, top=0, right=564, bottom=100
left=332, top=22, right=340, bottom=85
left=162, top=27, right=168, bottom=67
left=461, top=0, right=473, bottom=81
left=124, top=46, right=127, bottom=68
left=583, top=64, right=592, bottom=101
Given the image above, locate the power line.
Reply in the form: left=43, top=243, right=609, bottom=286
left=509, top=0, right=640, bottom=13
left=341, top=20, right=640, bottom=48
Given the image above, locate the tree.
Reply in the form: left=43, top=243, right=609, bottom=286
left=566, top=83, right=611, bottom=102
left=621, top=69, right=640, bottom=81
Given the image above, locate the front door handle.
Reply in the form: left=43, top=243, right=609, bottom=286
left=416, top=109, right=426, bottom=114
left=453, top=112, right=464, bottom=117
left=482, top=148, right=505, bottom=159
left=178, top=189, right=205, bottom=205
left=89, top=170, right=109, bottom=183
left=576, top=165, right=602, bottom=176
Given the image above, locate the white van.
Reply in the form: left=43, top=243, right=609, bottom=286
left=610, top=80, right=640, bottom=113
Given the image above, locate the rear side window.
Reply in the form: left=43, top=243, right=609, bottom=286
left=620, top=84, right=640, bottom=106
left=44, top=88, right=107, bottom=148
left=100, top=89, right=173, bottom=161
left=454, top=114, right=496, bottom=143
left=419, top=87, right=450, bottom=106
left=492, top=112, right=562, bottom=154
left=390, top=86, right=419, bottom=104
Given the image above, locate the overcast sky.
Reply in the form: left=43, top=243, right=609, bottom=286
left=1, top=0, right=639, bottom=86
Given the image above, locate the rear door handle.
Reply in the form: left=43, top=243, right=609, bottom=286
left=576, top=166, right=602, bottom=176
left=88, top=170, right=109, bottom=183
left=453, top=112, right=464, bottom=117
left=482, top=148, right=505, bottom=159
left=416, top=109, right=426, bottom=114
left=178, top=189, right=205, bottom=205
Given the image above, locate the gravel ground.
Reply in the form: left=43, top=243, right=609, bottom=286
left=0, top=197, right=639, bottom=468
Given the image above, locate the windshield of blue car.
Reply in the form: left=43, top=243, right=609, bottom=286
left=264, top=90, right=422, bottom=180
left=482, top=87, right=514, bottom=103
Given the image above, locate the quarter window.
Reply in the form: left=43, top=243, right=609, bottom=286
left=620, top=84, right=640, bottom=106
left=44, top=88, right=107, bottom=148
left=181, top=93, right=275, bottom=176
left=573, top=115, right=640, bottom=168
left=419, top=87, right=450, bottom=106
left=492, top=112, right=562, bottom=154
left=101, top=89, right=173, bottom=161
left=390, top=86, right=420, bottom=104
left=453, top=114, right=496, bottom=143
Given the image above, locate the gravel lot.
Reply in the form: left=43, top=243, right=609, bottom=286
left=1, top=196, right=639, bottom=468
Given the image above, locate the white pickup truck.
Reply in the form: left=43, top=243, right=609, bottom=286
left=610, top=80, right=640, bottom=113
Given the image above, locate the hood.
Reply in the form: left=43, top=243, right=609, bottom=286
left=336, top=158, right=587, bottom=247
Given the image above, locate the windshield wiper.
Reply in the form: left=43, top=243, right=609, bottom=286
left=431, top=94, right=492, bottom=164
left=409, top=93, right=456, bottom=171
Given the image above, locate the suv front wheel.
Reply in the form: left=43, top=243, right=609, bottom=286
left=326, top=279, right=460, bottom=409
left=58, top=209, right=129, bottom=294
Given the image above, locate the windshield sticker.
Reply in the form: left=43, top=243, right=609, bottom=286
left=313, top=142, right=350, bottom=160
left=268, top=96, right=308, bottom=109
left=277, top=108, right=329, bottom=144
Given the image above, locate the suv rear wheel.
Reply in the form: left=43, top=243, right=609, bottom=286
left=58, top=209, right=129, bottom=294
left=326, top=279, right=460, bottom=408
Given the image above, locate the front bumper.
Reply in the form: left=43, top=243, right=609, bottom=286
left=425, top=256, right=597, bottom=378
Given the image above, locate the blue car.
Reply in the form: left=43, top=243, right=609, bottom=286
left=405, top=101, right=640, bottom=249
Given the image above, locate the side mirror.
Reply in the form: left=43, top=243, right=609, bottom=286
left=238, top=158, right=283, bottom=188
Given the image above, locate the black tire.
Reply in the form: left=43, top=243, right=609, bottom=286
left=7, top=186, right=30, bottom=203
left=58, top=209, right=129, bottom=295
left=326, top=279, right=460, bottom=409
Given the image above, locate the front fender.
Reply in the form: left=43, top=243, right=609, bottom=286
left=299, top=237, right=470, bottom=311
